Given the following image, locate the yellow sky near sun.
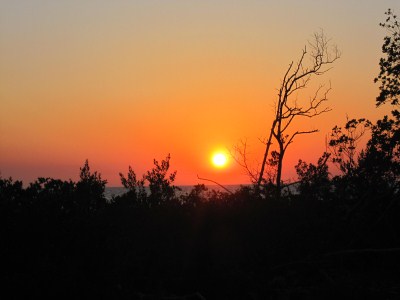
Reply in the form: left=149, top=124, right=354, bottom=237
left=1, top=1, right=399, bottom=186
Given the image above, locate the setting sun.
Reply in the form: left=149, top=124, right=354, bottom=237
left=212, top=152, right=228, bottom=168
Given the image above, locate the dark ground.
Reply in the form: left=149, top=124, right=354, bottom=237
left=1, top=185, right=399, bottom=299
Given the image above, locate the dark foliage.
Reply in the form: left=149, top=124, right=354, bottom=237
left=1, top=158, right=399, bottom=299
left=145, top=154, right=180, bottom=206
left=116, top=154, right=180, bottom=208
left=375, top=9, right=400, bottom=107
left=76, top=159, right=107, bottom=212
left=295, top=152, right=331, bottom=201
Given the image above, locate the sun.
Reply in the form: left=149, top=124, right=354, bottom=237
left=212, top=152, right=228, bottom=168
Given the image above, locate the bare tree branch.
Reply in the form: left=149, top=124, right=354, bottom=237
left=197, top=175, right=233, bottom=194
left=230, top=139, right=259, bottom=183
left=284, top=129, right=319, bottom=152
left=254, top=30, right=340, bottom=194
left=234, top=31, right=340, bottom=194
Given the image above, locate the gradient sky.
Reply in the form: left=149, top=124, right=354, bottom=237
left=1, top=0, right=399, bottom=186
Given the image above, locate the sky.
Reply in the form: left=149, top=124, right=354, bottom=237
left=1, top=0, right=399, bottom=186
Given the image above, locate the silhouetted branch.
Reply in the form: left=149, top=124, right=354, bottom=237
left=284, top=129, right=318, bottom=152
left=196, top=175, right=233, bottom=194
left=230, top=139, right=259, bottom=183
left=255, top=30, right=340, bottom=192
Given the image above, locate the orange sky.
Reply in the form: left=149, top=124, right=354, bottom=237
left=1, top=1, right=399, bottom=186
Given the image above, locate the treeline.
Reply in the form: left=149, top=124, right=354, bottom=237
left=1, top=148, right=399, bottom=298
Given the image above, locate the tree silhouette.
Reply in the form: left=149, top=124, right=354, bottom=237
left=76, top=159, right=107, bottom=211
left=0, top=177, right=23, bottom=204
left=256, top=30, right=340, bottom=195
left=327, top=9, right=400, bottom=210
left=375, top=8, right=400, bottom=108
left=367, top=9, right=399, bottom=194
left=295, top=152, right=331, bottom=200
left=119, top=165, right=146, bottom=205
left=328, top=117, right=372, bottom=177
left=145, top=154, right=179, bottom=206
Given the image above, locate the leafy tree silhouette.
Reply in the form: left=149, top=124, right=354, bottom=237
left=375, top=8, right=400, bottom=108
left=76, top=159, right=107, bottom=212
left=118, top=165, right=147, bottom=206
left=145, top=154, right=180, bottom=206
left=25, top=177, right=76, bottom=216
left=116, top=154, right=180, bottom=207
left=327, top=9, right=399, bottom=224
left=358, top=117, right=399, bottom=195
left=0, top=177, right=23, bottom=205
left=361, top=9, right=400, bottom=197
left=329, top=118, right=372, bottom=176
left=295, top=152, right=331, bottom=201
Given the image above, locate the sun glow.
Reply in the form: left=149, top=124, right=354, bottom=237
left=212, top=152, right=228, bottom=168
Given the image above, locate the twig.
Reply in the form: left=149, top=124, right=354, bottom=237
left=196, top=175, right=233, bottom=194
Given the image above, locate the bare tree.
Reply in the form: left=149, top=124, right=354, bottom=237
left=255, top=31, right=340, bottom=195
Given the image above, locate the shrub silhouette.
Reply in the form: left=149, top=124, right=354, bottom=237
left=375, top=8, right=400, bottom=107
left=76, top=159, right=107, bottom=212
left=0, top=177, right=23, bottom=205
left=145, top=154, right=180, bottom=206
left=295, top=152, right=331, bottom=201
left=116, top=154, right=180, bottom=207
left=180, top=183, right=208, bottom=207
left=118, top=165, right=147, bottom=206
